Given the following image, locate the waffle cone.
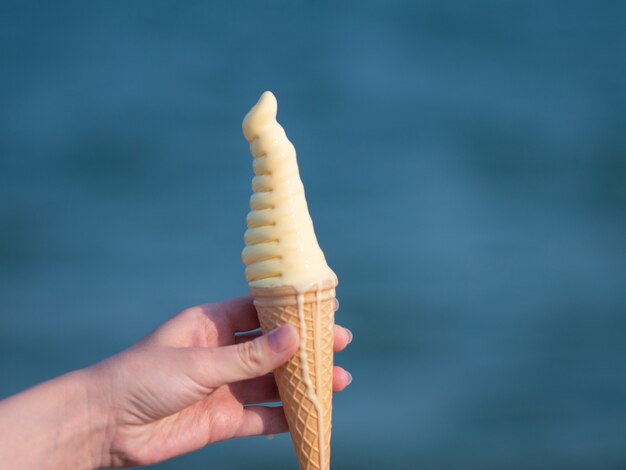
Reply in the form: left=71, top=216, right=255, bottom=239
left=249, top=278, right=337, bottom=470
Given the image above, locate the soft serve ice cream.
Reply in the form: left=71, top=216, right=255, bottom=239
left=242, top=91, right=336, bottom=289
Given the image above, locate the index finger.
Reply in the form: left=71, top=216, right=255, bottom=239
left=147, top=297, right=260, bottom=348
left=208, top=296, right=261, bottom=336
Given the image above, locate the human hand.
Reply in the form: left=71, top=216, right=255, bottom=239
left=87, top=297, right=352, bottom=467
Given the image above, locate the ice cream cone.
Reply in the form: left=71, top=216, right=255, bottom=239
left=241, top=91, right=338, bottom=468
left=249, top=277, right=337, bottom=470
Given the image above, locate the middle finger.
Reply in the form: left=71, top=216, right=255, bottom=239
left=235, top=325, right=352, bottom=353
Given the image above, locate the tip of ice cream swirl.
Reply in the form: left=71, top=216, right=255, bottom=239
left=241, top=91, right=335, bottom=288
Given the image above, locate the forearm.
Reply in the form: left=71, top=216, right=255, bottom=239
left=0, top=369, right=110, bottom=469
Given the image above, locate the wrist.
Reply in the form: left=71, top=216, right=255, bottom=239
left=38, top=368, right=113, bottom=469
left=71, top=367, right=115, bottom=469
left=0, top=368, right=113, bottom=469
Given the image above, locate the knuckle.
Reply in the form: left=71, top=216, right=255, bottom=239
left=237, top=340, right=265, bottom=374
left=179, top=306, right=204, bottom=322
left=111, top=440, right=158, bottom=467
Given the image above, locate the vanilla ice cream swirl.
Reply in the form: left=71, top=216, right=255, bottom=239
left=241, top=91, right=336, bottom=288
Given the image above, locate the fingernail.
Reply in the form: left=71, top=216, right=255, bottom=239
left=345, top=328, right=353, bottom=344
left=345, top=371, right=353, bottom=386
left=267, top=325, right=296, bottom=353
left=334, top=299, right=340, bottom=312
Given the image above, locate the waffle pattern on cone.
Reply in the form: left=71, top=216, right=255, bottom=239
left=250, top=280, right=336, bottom=470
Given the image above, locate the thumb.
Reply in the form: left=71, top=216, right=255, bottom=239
left=197, top=325, right=299, bottom=388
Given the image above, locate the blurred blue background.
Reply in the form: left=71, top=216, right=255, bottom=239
left=1, top=1, right=626, bottom=468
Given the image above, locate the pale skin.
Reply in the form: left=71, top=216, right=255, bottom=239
left=0, top=297, right=352, bottom=468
